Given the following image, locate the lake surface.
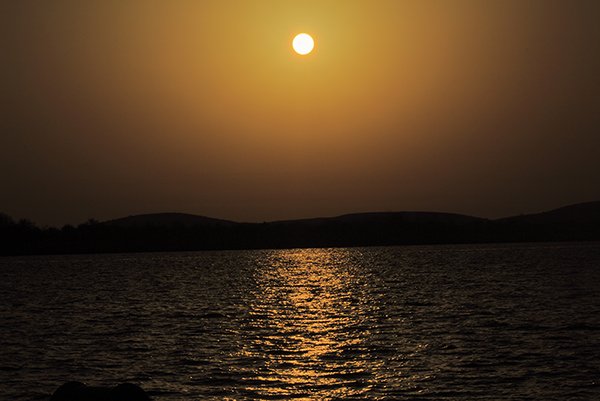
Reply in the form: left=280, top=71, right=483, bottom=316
left=1, top=243, right=600, bottom=400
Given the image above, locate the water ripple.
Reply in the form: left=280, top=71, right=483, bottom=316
left=1, top=243, right=600, bottom=399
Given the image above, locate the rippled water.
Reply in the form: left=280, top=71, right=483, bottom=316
left=1, top=243, right=600, bottom=400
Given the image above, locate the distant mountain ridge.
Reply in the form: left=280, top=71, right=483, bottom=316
left=1, top=201, right=599, bottom=255
left=104, top=213, right=236, bottom=228
left=497, top=201, right=600, bottom=224
left=105, top=211, right=488, bottom=228
left=98, top=201, right=600, bottom=227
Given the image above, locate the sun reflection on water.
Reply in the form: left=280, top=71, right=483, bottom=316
left=236, top=248, right=384, bottom=399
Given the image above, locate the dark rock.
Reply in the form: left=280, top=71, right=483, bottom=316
left=50, top=382, right=150, bottom=401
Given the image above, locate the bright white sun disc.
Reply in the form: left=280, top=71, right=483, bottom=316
left=293, top=33, right=314, bottom=55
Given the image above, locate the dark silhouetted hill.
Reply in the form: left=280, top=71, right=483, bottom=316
left=104, top=213, right=236, bottom=228
left=497, top=201, right=600, bottom=224
left=334, top=211, right=485, bottom=224
left=270, top=211, right=485, bottom=227
left=492, top=201, right=600, bottom=242
left=1, top=202, right=599, bottom=256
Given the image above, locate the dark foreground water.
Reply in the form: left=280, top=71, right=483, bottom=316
left=1, top=243, right=600, bottom=400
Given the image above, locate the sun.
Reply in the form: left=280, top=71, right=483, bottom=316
left=292, top=33, right=315, bottom=55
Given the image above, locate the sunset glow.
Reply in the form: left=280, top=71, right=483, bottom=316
left=2, top=1, right=600, bottom=225
left=3, top=2, right=600, bottom=399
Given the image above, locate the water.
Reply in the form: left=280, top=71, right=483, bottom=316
left=1, top=242, right=600, bottom=400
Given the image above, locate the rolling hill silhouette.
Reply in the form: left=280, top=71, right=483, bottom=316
left=497, top=201, right=600, bottom=224
left=272, top=211, right=486, bottom=226
left=1, top=201, right=599, bottom=255
left=105, top=213, right=236, bottom=228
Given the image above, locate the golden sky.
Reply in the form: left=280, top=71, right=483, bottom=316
left=2, top=1, right=600, bottom=225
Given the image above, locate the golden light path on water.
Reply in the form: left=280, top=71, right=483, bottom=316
left=230, top=248, right=424, bottom=399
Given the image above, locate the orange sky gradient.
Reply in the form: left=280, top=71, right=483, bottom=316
left=2, top=1, right=600, bottom=226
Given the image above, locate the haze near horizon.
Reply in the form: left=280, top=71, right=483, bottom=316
left=2, top=1, right=600, bottom=226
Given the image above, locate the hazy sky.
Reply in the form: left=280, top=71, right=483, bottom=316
left=2, top=0, right=600, bottom=226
